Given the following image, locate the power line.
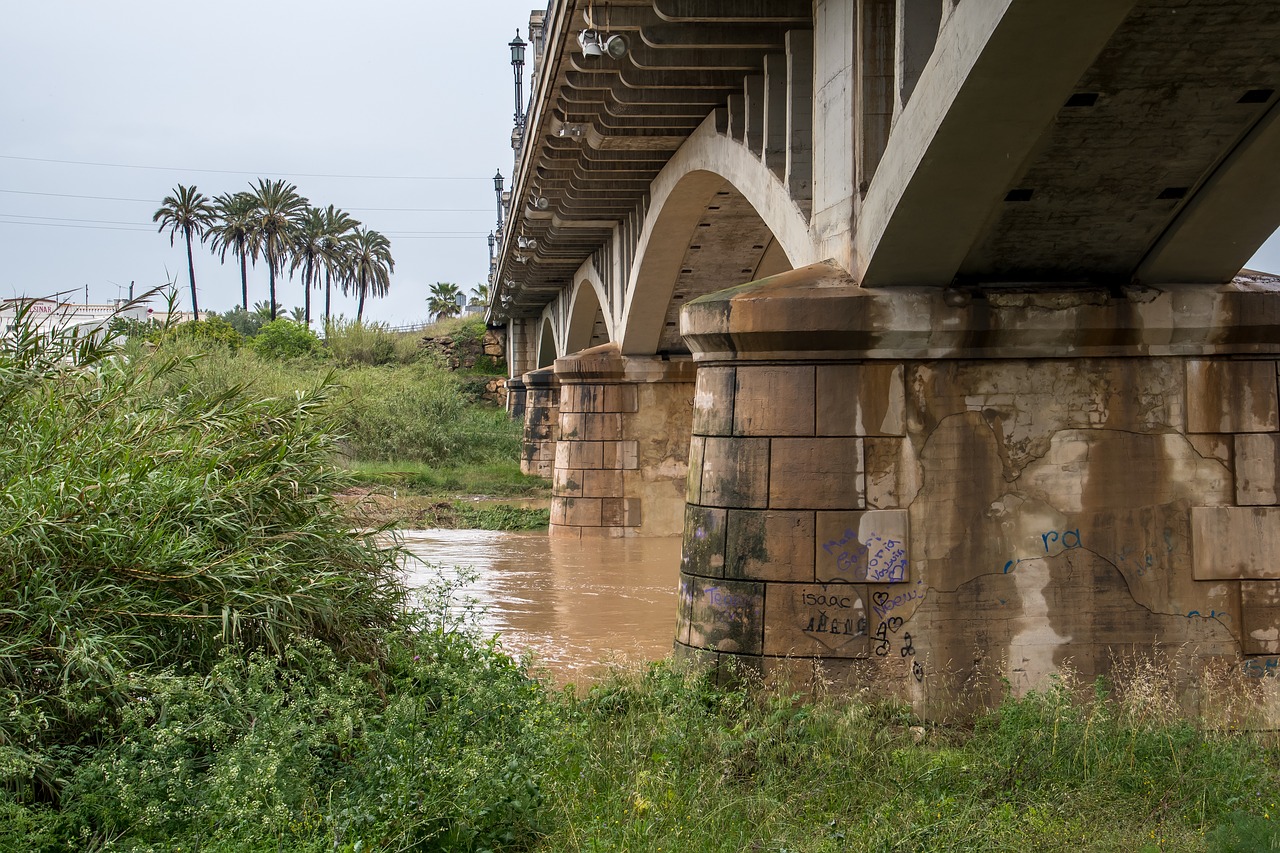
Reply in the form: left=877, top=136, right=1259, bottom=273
left=0, top=213, right=153, bottom=226
left=0, top=216, right=488, bottom=238
left=0, top=189, right=491, bottom=212
left=0, top=188, right=153, bottom=203
left=0, top=220, right=151, bottom=233
left=0, top=154, right=488, bottom=181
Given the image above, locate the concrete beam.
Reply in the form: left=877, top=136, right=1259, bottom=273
left=857, top=0, right=1138, bottom=286
left=654, top=0, right=811, bottom=23
left=1137, top=99, right=1280, bottom=284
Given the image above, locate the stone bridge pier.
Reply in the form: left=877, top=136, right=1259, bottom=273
left=675, top=263, right=1280, bottom=719
left=549, top=345, right=696, bottom=538
left=520, top=367, right=560, bottom=479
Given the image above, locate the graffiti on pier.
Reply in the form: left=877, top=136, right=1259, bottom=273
left=872, top=617, right=906, bottom=657
left=802, top=612, right=866, bottom=638
left=1041, top=529, right=1082, bottom=553
left=871, top=581, right=925, bottom=618
left=821, top=529, right=907, bottom=583
left=1186, top=609, right=1232, bottom=624
left=796, top=587, right=867, bottom=643
left=704, top=585, right=760, bottom=624
left=1243, top=657, right=1278, bottom=679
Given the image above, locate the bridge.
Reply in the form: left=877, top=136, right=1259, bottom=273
left=488, top=0, right=1280, bottom=716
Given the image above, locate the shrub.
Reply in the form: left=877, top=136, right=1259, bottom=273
left=153, top=314, right=243, bottom=348
left=0, top=317, right=403, bottom=801
left=325, top=318, right=422, bottom=366
left=252, top=318, right=324, bottom=359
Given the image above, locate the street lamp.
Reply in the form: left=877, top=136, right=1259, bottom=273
left=493, top=170, right=504, bottom=231
left=509, top=30, right=527, bottom=131
left=487, top=231, right=496, bottom=260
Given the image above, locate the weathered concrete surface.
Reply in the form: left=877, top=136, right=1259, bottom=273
left=676, top=264, right=1280, bottom=718
left=551, top=344, right=695, bottom=538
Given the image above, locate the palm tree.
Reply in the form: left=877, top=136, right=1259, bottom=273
left=248, top=179, right=307, bottom=321
left=291, top=206, right=327, bottom=326
left=348, top=228, right=394, bottom=323
left=469, top=282, right=490, bottom=306
left=319, top=206, right=360, bottom=328
left=428, top=281, right=463, bottom=320
left=206, top=192, right=260, bottom=310
left=153, top=185, right=214, bottom=315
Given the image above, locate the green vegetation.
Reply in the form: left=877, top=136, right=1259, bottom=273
left=1, top=310, right=1277, bottom=851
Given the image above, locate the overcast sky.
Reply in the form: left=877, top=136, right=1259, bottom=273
left=3, top=3, right=1279, bottom=327
left=0, top=1, right=536, bottom=325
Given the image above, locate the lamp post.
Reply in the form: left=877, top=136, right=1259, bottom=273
left=509, top=30, right=527, bottom=131
left=493, top=170, right=505, bottom=232
left=487, top=231, right=497, bottom=283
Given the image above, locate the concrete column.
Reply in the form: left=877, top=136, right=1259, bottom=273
left=506, top=376, right=528, bottom=422
left=550, top=344, right=696, bottom=538
left=519, top=367, right=559, bottom=478
left=677, top=262, right=1280, bottom=723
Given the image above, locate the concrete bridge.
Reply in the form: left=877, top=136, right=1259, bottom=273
left=490, top=0, right=1280, bottom=716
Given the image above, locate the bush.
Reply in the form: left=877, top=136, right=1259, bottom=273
left=154, top=315, right=244, bottom=349
left=0, top=317, right=403, bottom=802
left=252, top=318, right=324, bottom=359
left=325, top=318, right=422, bottom=366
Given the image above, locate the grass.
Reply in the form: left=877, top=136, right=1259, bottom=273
left=345, top=460, right=549, bottom=498
left=531, top=663, right=1279, bottom=852
left=6, top=309, right=1274, bottom=851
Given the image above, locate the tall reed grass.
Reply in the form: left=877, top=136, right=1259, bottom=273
left=0, top=311, right=405, bottom=801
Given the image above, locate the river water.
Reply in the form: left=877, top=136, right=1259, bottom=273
left=399, top=529, right=682, bottom=685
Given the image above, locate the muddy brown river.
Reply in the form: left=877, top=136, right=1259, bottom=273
left=399, top=530, right=681, bottom=685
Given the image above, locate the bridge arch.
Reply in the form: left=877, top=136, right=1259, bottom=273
left=564, top=268, right=612, bottom=355
left=535, top=316, right=557, bottom=368
left=618, top=121, right=818, bottom=356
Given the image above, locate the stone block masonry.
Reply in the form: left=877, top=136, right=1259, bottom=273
left=676, top=262, right=1280, bottom=720
left=549, top=344, right=695, bottom=538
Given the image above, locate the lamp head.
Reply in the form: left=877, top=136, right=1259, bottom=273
left=493, top=171, right=504, bottom=192
left=602, top=34, right=629, bottom=59
left=577, top=29, right=603, bottom=57
left=509, top=30, right=526, bottom=66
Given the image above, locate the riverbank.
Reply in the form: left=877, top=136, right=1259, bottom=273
left=336, top=486, right=549, bottom=529
left=2, top=317, right=1276, bottom=851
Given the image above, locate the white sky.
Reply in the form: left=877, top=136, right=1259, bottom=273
left=0, top=1, right=536, bottom=325
left=2, top=2, right=1279, bottom=327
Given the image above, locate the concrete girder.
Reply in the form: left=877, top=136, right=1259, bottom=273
left=555, top=107, right=705, bottom=132
left=639, top=23, right=788, bottom=51
left=535, top=174, right=654, bottom=191
left=653, top=0, right=810, bottom=23
left=594, top=45, right=763, bottom=72
left=538, top=144, right=669, bottom=165
left=556, top=99, right=707, bottom=126
left=559, top=81, right=728, bottom=107
left=566, top=66, right=751, bottom=92
left=855, top=0, right=1140, bottom=287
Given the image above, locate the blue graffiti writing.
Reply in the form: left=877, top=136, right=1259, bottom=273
left=1243, top=657, right=1279, bottom=679
left=705, top=587, right=757, bottom=612
left=823, top=529, right=907, bottom=583
left=1186, top=609, right=1232, bottom=623
left=1041, top=529, right=1082, bottom=553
